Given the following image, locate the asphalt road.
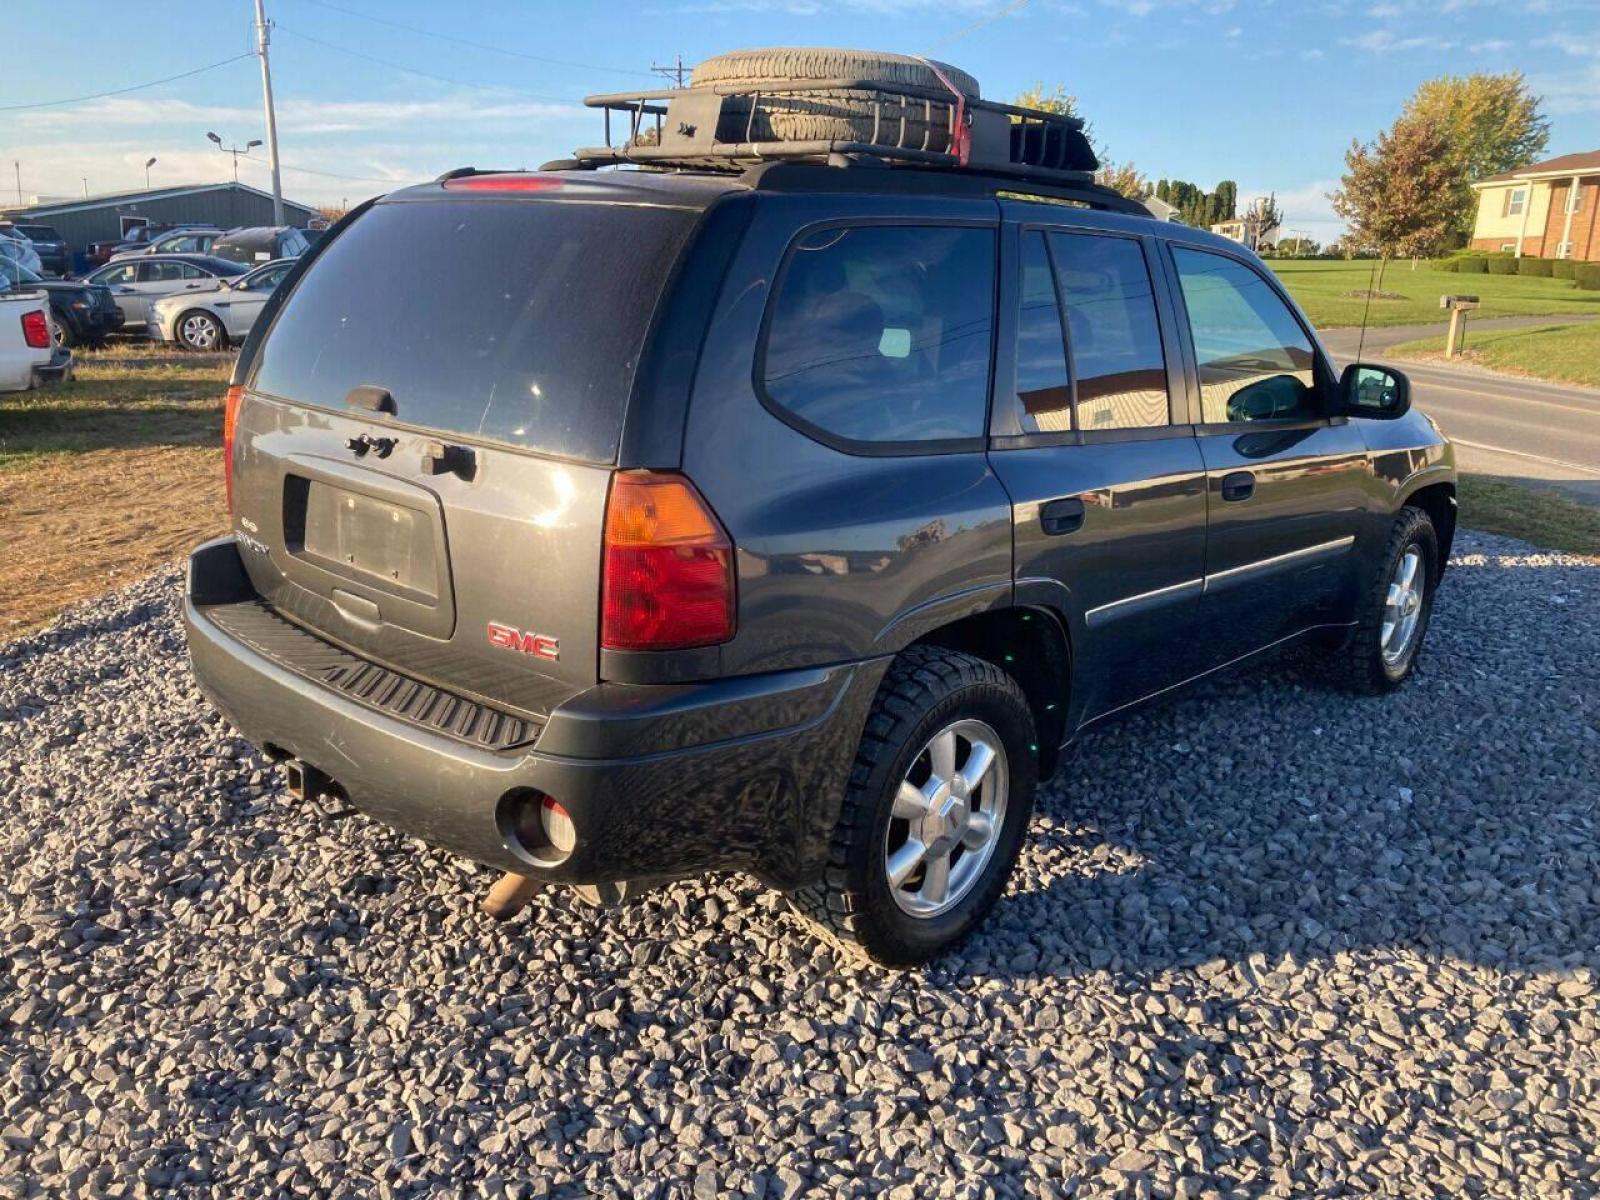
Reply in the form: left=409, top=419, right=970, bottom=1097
left=1321, top=317, right=1600, bottom=505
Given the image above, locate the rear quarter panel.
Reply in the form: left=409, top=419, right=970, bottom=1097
left=681, top=193, right=1015, bottom=677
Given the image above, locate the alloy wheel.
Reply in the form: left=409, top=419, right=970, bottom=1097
left=884, top=718, right=1009, bottom=918
left=1381, top=546, right=1425, bottom=666
left=181, top=314, right=220, bottom=350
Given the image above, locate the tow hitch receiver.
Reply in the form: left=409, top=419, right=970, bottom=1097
left=283, top=759, right=331, bottom=802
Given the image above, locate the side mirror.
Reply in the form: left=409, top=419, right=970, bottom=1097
left=1338, top=362, right=1410, bottom=419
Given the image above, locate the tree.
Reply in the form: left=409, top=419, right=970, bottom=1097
left=1097, top=161, right=1149, bottom=200
left=1401, top=72, right=1549, bottom=236
left=1153, top=178, right=1236, bottom=228
left=1013, top=83, right=1102, bottom=161
left=1331, top=115, right=1458, bottom=287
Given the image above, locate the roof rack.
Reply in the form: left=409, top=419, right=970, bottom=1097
left=559, top=78, right=1106, bottom=190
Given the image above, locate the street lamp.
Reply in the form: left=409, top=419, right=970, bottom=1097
left=206, top=132, right=262, bottom=185
left=144, top=157, right=157, bottom=191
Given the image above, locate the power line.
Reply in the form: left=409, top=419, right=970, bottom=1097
left=240, top=151, right=419, bottom=186
left=286, top=0, right=654, bottom=79
left=922, top=0, right=1029, bottom=55
left=0, top=53, right=255, bottom=112
left=276, top=25, right=580, bottom=104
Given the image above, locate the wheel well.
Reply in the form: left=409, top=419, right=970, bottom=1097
left=915, top=607, right=1071, bottom=781
left=1405, top=482, right=1456, bottom=569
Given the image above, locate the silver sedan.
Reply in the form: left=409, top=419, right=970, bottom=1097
left=148, top=260, right=295, bottom=350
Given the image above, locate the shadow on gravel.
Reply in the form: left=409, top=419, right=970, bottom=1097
left=936, top=547, right=1600, bottom=986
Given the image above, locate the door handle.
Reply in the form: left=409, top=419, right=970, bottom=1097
left=1220, top=471, right=1255, bottom=502
left=1039, top=496, right=1086, bottom=536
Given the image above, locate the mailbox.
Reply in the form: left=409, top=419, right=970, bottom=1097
left=1440, top=295, right=1480, bottom=357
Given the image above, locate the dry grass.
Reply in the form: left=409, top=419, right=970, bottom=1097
left=1, top=350, right=230, bottom=635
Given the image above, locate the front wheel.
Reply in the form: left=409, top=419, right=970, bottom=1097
left=50, top=309, right=75, bottom=349
left=1327, top=506, right=1439, bottom=693
left=176, top=310, right=226, bottom=351
left=789, top=646, right=1038, bottom=966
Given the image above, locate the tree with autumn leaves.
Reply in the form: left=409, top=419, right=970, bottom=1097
left=1332, top=73, right=1549, bottom=280
left=1012, top=83, right=1149, bottom=200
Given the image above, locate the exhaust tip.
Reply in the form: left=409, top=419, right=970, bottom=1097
left=496, top=788, right=576, bottom=867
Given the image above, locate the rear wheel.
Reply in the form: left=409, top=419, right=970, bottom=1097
left=789, top=645, right=1037, bottom=965
left=176, top=310, right=226, bottom=351
left=50, top=308, right=75, bottom=349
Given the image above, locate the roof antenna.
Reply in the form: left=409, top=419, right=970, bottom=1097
left=1353, top=253, right=1380, bottom=366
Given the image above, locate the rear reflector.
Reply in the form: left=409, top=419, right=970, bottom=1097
left=601, top=471, right=735, bottom=652
left=20, top=310, right=49, bottom=349
left=442, top=174, right=563, bottom=192
left=222, top=385, right=244, bottom=513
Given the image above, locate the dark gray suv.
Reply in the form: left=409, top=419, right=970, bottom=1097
left=184, top=162, right=1455, bottom=964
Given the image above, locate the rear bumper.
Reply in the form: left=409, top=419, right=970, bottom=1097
left=32, top=347, right=73, bottom=386
left=183, top=537, right=886, bottom=888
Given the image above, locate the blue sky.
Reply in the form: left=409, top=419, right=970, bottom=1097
left=3, top=0, right=1597, bottom=242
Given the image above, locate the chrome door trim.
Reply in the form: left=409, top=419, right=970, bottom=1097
left=1084, top=577, right=1204, bottom=628
left=1202, top=535, right=1356, bottom=592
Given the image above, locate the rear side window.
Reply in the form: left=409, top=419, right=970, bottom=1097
left=1048, top=233, right=1169, bottom=431
left=250, top=199, right=697, bottom=463
left=761, top=224, right=995, bottom=448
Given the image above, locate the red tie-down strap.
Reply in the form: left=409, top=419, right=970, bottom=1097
left=915, top=57, right=971, bottom=166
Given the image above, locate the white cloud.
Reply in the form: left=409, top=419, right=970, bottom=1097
left=1339, top=28, right=1455, bottom=52
left=14, top=95, right=585, bottom=135
left=1239, top=179, right=1346, bottom=244
left=1530, top=62, right=1600, bottom=114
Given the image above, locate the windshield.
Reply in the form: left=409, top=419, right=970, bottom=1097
left=250, top=198, right=697, bottom=463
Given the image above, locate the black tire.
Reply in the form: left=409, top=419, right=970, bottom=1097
left=50, top=309, right=75, bottom=349
left=690, top=48, right=980, bottom=154
left=1326, top=506, right=1439, bottom=694
left=175, top=309, right=227, bottom=352
left=789, top=645, right=1037, bottom=966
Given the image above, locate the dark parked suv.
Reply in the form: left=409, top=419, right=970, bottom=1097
left=184, top=155, right=1455, bottom=964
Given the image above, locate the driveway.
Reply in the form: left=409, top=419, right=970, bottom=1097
left=2, top=540, right=1596, bottom=1198
left=1322, top=317, right=1600, bottom=506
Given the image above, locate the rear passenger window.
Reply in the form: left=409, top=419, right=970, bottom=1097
left=761, top=225, right=995, bottom=447
left=1170, top=247, right=1320, bottom=424
left=1048, top=233, right=1170, bottom=431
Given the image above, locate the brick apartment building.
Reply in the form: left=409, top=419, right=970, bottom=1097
left=1469, top=149, right=1600, bottom=260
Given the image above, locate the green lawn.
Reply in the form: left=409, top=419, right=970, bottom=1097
left=1458, top=474, right=1600, bottom=560
left=1383, top=320, right=1600, bottom=390
left=1268, top=259, right=1600, bottom=329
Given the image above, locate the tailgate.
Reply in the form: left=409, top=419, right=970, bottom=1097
left=228, top=190, right=701, bottom=716
left=232, top=394, right=611, bottom=718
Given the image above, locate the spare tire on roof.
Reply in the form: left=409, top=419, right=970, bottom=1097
left=689, top=47, right=981, bottom=154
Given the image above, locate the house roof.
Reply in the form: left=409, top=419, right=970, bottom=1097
left=1473, top=150, right=1600, bottom=187
left=0, top=181, right=318, bottom=220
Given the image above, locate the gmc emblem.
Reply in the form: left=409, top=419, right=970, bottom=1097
left=487, top=622, right=559, bottom=661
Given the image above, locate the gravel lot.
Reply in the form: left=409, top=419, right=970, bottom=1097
left=2, top=530, right=1597, bottom=1199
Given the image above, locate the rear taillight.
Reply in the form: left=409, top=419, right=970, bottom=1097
left=222, top=384, right=243, bottom=513
left=20, top=310, right=49, bottom=349
left=601, top=471, right=735, bottom=651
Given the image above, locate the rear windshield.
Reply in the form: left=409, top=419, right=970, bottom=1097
left=250, top=198, right=696, bottom=462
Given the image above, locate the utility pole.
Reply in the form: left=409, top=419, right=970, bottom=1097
left=650, top=55, right=688, bottom=88
left=13, top=161, right=20, bottom=207
left=254, top=0, right=285, bottom=224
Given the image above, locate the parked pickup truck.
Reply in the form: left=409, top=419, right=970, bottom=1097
left=0, top=288, right=73, bottom=392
